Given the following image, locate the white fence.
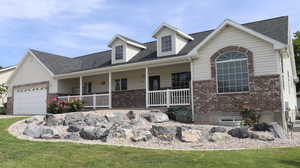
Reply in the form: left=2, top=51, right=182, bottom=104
left=147, top=88, right=191, bottom=107
left=58, top=94, right=109, bottom=109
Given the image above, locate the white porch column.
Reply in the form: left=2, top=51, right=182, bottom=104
left=145, top=67, right=149, bottom=108
left=79, top=76, right=83, bottom=98
left=190, top=61, right=195, bottom=122
left=108, top=72, right=112, bottom=109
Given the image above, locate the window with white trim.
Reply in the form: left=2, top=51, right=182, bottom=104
left=216, top=52, right=249, bottom=93
left=115, top=78, right=127, bottom=91
left=115, top=45, right=123, bottom=60
left=161, top=35, right=172, bottom=52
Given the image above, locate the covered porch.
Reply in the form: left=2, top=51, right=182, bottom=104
left=56, top=62, right=193, bottom=109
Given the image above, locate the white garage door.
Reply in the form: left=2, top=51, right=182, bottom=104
left=13, top=87, right=47, bottom=115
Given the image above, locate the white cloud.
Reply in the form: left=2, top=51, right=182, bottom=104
left=0, top=0, right=107, bottom=20
left=78, top=23, right=132, bottom=41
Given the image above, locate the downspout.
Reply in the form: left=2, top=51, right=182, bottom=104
left=189, top=57, right=195, bottom=122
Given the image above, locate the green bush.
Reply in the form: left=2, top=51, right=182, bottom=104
left=166, top=106, right=193, bottom=123
left=240, top=108, right=261, bottom=127
left=48, top=97, right=84, bottom=114
left=0, top=107, right=5, bottom=115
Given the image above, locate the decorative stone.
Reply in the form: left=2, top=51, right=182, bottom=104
left=44, top=114, right=63, bottom=126
left=144, top=112, right=169, bottom=123
left=25, top=116, right=43, bottom=124
left=84, top=114, right=107, bottom=126
left=127, top=111, right=136, bottom=120
left=208, top=133, right=230, bottom=142
left=64, top=113, right=85, bottom=126
left=79, top=127, right=98, bottom=140
left=177, top=126, right=201, bottom=143
left=210, top=127, right=226, bottom=133
left=64, top=132, right=80, bottom=140
left=228, top=127, right=250, bottom=139
left=106, top=123, right=133, bottom=141
left=150, top=125, right=176, bottom=141
left=253, top=123, right=272, bottom=132
left=269, top=122, right=287, bottom=139
left=249, top=132, right=275, bottom=141
left=23, top=124, right=42, bottom=138
left=131, top=129, right=152, bottom=142
left=67, top=125, right=81, bottom=132
left=105, top=113, right=127, bottom=123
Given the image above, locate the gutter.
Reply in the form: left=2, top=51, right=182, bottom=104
left=54, top=54, right=196, bottom=79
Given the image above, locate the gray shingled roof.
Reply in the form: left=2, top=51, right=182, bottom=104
left=31, top=16, right=289, bottom=75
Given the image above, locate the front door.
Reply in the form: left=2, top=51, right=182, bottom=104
left=149, top=76, right=160, bottom=91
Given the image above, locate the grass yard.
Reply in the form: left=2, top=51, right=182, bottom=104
left=0, top=118, right=300, bottom=168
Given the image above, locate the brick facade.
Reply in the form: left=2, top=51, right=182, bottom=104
left=112, top=89, right=146, bottom=108
left=193, top=46, right=282, bottom=125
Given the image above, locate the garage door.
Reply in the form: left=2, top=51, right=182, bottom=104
left=13, top=87, right=47, bottom=115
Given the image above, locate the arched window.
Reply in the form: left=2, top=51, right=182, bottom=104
left=216, top=51, right=249, bottom=93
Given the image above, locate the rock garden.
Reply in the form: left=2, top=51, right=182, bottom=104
left=8, top=110, right=300, bottom=150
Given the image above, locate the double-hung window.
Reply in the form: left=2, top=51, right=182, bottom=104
left=115, top=45, right=123, bottom=60
left=216, top=52, right=249, bottom=93
left=115, top=78, right=127, bottom=91
left=172, top=72, right=191, bottom=89
left=161, top=35, right=172, bottom=52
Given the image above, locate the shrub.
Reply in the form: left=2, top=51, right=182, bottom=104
left=240, top=108, right=261, bottom=127
left=0, top=107, right=5, bottom=115
left=48, top=97, right=84, bottom=114
left=166, top=106, right=193, bottom=123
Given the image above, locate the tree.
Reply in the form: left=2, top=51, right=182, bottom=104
left=0, top=83, right=8, bottom=106
left=293, top=31, right=300, bottom=91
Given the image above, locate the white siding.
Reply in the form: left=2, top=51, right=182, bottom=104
left=193, top=26, right=281, bottom=81
left=8, top=53, right=57, bottom=97
left=175, top=34, right=188, bottom=54
left=156, top=28, right=177, bottom=57
left=111, top=39, right=141, bottom=64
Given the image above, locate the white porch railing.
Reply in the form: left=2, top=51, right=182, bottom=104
left=147, top=88, right=191, bottom=107
left=58, top=94, right=109, bottom=109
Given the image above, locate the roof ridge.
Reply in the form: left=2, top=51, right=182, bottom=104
left=30, top=49, right=71, bottom=59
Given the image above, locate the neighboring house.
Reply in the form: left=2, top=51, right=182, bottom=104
left=6, top=16, right=298, bottom=129
left=0, top=66, right=16, bottom=107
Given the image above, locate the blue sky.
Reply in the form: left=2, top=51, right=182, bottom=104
left=0, top=0, right=299, bottom=67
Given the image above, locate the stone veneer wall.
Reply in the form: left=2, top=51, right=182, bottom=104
left=5, top=97, right=13, bottom=115
left=193, top=46, right=283, bottom=125
left=112, top=89, right=146, bottom=108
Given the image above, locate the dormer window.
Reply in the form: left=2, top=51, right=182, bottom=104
left=161, top=35, right=172, bottom=52
left=115, top=45, right=123, bottom=60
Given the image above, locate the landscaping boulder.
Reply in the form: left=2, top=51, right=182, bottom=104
left=64, top=132, right=80, bottom=140
left=67, top=125, right=81, bottom=132
left=25, top=116, right=43, bottom=124
left=64, top=113, right=85, bottom=126
left=44, top=114, right=63, bottom=126
left=84, top=114, right=107, bottom=126
left=249, top=132, right=275, bottom=141
left=23, top=124, right=42, bottom=138
left=79, top=127, right=98, bottom=140
left=210, top=127, right=226, bottom=133
left=105, top=113, right=127, bottom=123
left=269, top=122, right=287, bottom=139
left=126, top=111, right=136, bottom=120
left=40, top=127, right=60, bottom=139
left=228, top=127, right=250, bottom=139
left=106, top=123, right=133, bottom=141
left=131, top=129, right=152, bottom=142
left=177, top=126, right=202, bottom=143
left=208, top=133, right=230, bottom=142
left=144, top=111, right=169, bottom=123
left=253, top=123, right=272, bottom=132
left=150, top=125, right=176, bottom=141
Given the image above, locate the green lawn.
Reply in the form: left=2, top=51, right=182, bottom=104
left=0, top=118, right=300, bottom=168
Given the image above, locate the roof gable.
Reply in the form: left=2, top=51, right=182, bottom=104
left=153, top=23, right=194, bottom=40
left=108, top=34, right=146, bottom=49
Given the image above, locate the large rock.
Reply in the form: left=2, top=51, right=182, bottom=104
left=150, top=125, right=176, bottom=141
left=126, top=111, right=136, bottom=120
left=105, top=113, right=127, bottom=123
left=228, top=127, right=250, bottom=139
left=269, top=122, right=287, bottom=139
left=208, top=133, right=231, bottom=142
left=177, top=126, right=201, bottom=143
left=64, top=113, right=85, bottom=126
left=84, top=114, right=107, bottom=126
left=67, top=125, right=81, bottom=132
left=79, top=126, right=108, bottom=141
left=44, top=114, right=63, bottom=126
left=131, top=129, right=152, bottom=142
left=249, top=132, right=275, bottom=141
left=25, top=116, right=43, bottom=124
left=210, top=127, right=226, bottom=133
left=64, top=132, right=80, bottom=140
left=144, top=112, right=169, bottom=123
left=23, top=124, right=42, bottom=138
left=40, top=127, right=60, bottom=139
left=253, top=123, right=272, bottom=132
left=106, top=123, right=133, bottom=141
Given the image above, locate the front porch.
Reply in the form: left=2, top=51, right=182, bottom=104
left=56, top=63, right=193, bottom=109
